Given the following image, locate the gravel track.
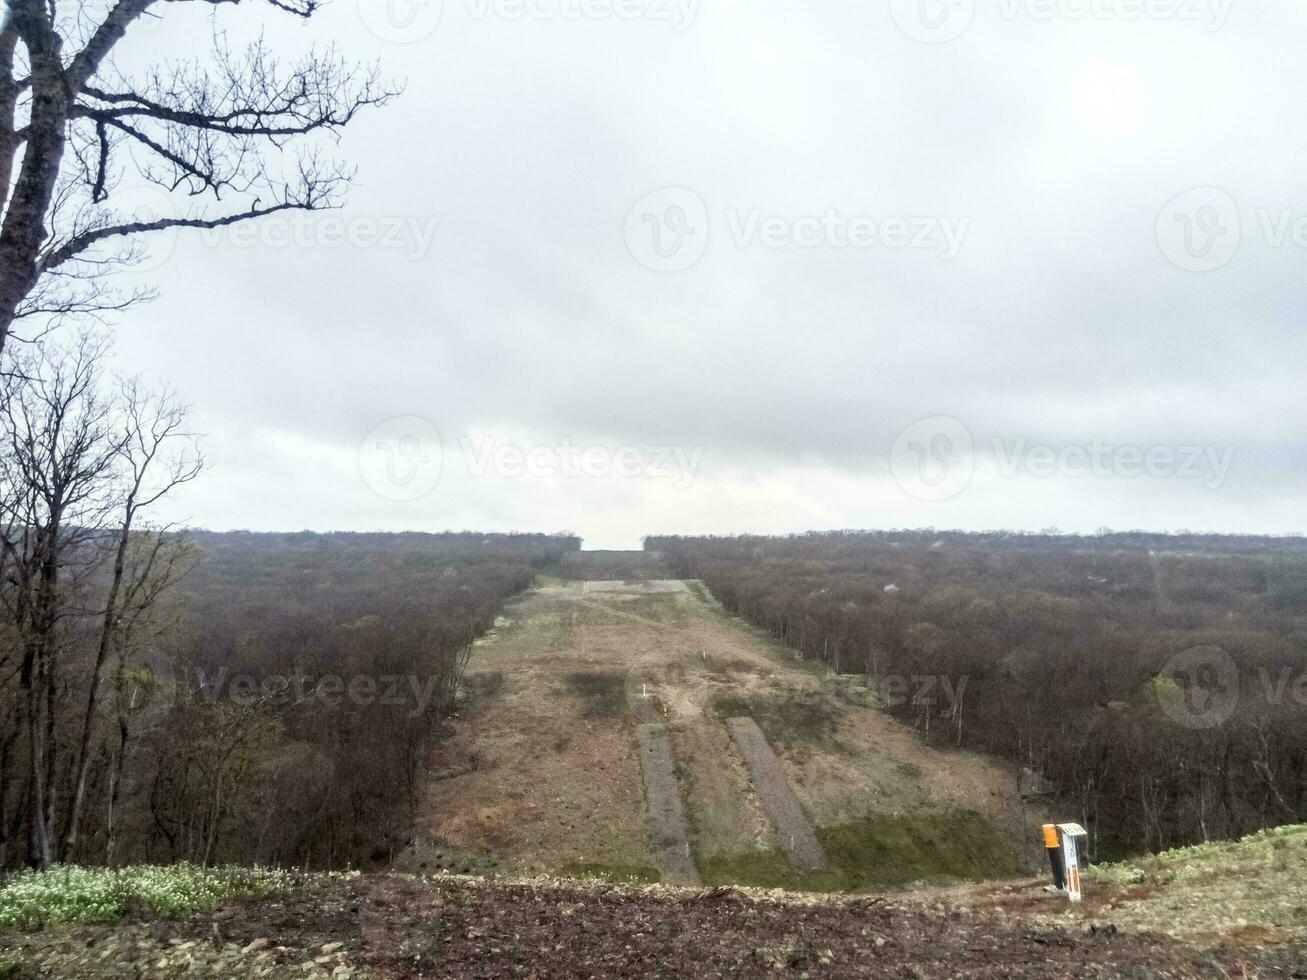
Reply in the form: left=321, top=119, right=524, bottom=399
left=726, top=716, right=829, bottom=871
left=637, top=723, right=701, bottom=886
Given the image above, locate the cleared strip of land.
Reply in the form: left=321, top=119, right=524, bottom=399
left=636, top=723, right=700, bottom=886
left=424, top=579, right=1031, bottom=887
left=727, top=717, right=829, bottom=871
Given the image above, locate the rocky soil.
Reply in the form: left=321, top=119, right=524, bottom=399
left=4, top=871, right=1304, bottom=979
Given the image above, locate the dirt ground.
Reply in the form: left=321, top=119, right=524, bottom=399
left=5, top=872, right=1302, bottom=979
left=421, top=580, right=1046, bottom=885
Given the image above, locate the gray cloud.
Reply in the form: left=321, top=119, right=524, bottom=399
left=106, top=0, right=1307, bottom=547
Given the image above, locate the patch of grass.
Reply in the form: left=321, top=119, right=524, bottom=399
left=895, top=761, right=924, bottom=780
left=0, top=865, right=295, bottom=930
left=818, top=809, right=1019, bottom=888
left=396, top=839, right=500, bottom=877
left=697, top=849, right=843, bottom=892
left=703, top=657, right=763, bottom=680
left=562, top=863, right=661, bottom=885
left=620, top=594, right=690, bottom=626
left=698, top=809, right=1018, bottom=893
left=0, top=954, right=22, bottom=979
left=1092, top=823, right=1307, bottom=889
left=563, top=671, right=627, bottom=719
left=712, top=691, right=843, bottom=748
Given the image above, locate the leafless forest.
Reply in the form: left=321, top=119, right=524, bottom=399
left=649, top=530, right=1307, bottom=859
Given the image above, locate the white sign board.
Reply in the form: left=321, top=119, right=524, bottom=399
left=1061, top=830, right=1083, bottom=902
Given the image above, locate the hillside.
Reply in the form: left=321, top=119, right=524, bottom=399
left=411, top=573, right=1043, bottom=889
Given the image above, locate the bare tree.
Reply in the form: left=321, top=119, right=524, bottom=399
left=62, top=378, right=203, bottom=858
left=0, top=333, right=122, bottom=865
left=100, top=530, right=198, bottom=865
left=0, top=0, right=395, bottom=352
left=0, top=333, right=201, bottom=866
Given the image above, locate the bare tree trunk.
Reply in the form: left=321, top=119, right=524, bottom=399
left=24, top=645, right=52, bottom=867
left=0, top=0, right=71, bottom=351
left=64, top=512, right=135, bottom=856
left=104, top=719, right=129, bottom=867
left=0, top=724, right=13, bottom=875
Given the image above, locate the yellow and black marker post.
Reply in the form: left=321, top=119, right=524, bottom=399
left=1042, top=823, right=1065, bottom=891
left=1041, top=823, right=1089, bottom=901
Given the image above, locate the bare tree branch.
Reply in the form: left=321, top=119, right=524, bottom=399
left=0, top=0, right=398, bottom=352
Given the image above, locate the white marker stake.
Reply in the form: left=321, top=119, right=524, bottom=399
left=1063, top=834, right=1082, bottom=903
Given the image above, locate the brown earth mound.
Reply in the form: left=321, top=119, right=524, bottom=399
left=4, top=873, right=1302, bottom=979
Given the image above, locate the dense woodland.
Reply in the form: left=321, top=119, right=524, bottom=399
left=2, top=519, right=578, bottom=872
left=648, top=531, right=1307, bottom=859
left=146, top=531, right=578, bottom=869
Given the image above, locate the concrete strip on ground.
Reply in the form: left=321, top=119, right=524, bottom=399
left=636, top=723, right=701, bottom=886
left=583, top=580, right=691, bottom=594
left=726, top=717, right=829, bottom=871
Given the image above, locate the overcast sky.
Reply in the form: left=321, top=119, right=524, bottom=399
left=102, top=0, right=1307, bottom=549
